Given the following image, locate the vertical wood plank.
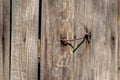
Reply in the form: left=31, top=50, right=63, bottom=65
left=41, top=0, right=74, bottom=80
left=0, top=0, right=3, bottom=80
left=11, top=0, right=39, bottom=80
left=3, top=0, right=10, bottom=80
left=74, top=0, right=118, bottom=79
left=41, top=0, right=118, bottom=80
left=0, top=0, right=10, bottom=80
left=73, top=0, right=92, bottom=79
left=118, top=0, right=120, bottom=78
left=90, top=0, right=118, bottom=80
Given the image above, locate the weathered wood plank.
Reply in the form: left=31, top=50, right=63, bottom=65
left=89, top=0, right=118, bottom=80
left=0, top=0, right=3, bottom=80
left=73, top=0, right=118, bottom=80
left=73, top=0, right=92, bottom=79
left=11, top=0, right=39, bottom=80
left=41, top=0, right=74, bottom=80
left=74, top=0, right=118, bottom=79
left=118, top=0, right=120, bottom=78
left=0, top=0, right=10, bottom=80
left=3, top=0, right=10, bottom=80
left=41, top=0, right=118, bottom=80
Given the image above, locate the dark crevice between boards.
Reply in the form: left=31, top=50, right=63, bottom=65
left=38, top=0, right=42, bottom=80
left=9, top=0, right=12, bottom=80
left=2, top=26, right=5, bottom=68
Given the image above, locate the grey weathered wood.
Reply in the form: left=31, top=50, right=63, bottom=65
left=118, top=0, right=120, bottom=78
left=89, top=0, right=118, bottom=80
left=73, top=0, right=91, bottom=79
left=74, top=0, right=118, bottom=80
left=41, top=0, right=118, bottom=80
left=11, top=0, right=39, bottom=80
left=41, top=0, right=74, bottom=80
left=0, top=0, right=3, bottom=80
left=0, top=0, right=10, bottom=80
left=3, top=0, right=10, bottom=80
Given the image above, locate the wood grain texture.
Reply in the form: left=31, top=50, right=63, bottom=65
left=41, top=0, right=118, bottom=80
left=0, top=0, right=3, bottom=80
left=0, top=0, right=10, bottom=80
left=74, top=0, right=118, bottom=80
left=41, top=0, right=74, bottom=80
left=3, top=0, right=10, bottom=80
left=118, top=0, right=120, bottom=78
left=90, top=0, right=118, bottom=80
left=11, top=0, right=39, bottom=80
left=73, top=0, right=91, bottom=79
